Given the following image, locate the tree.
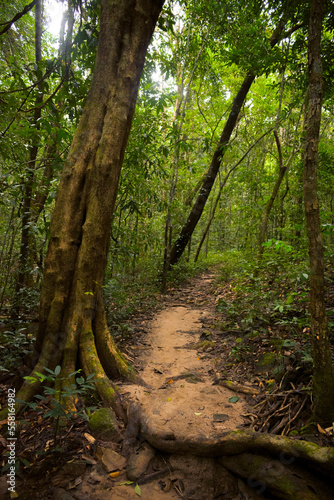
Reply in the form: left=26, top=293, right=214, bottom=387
left=13, top=0, right=164, bottom=420
left=303, top=0, right=334, bottom=424
left=168, top=5, right=304, bottom=268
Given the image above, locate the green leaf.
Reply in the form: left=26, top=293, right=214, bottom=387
left=282, top=339, right=297, bottom=348
left=286, top=294, right=295, bottom=305
left=54, top=365, right=61, bottom=376
left=229, top=396, right=239, bottom=403
left=135, top=484, right=141, bottom=496
left=118, top=481, right=134, bottom=485
left=34, top=371, right=47, bottom=380
left=44, top=367, right=56, bottom=374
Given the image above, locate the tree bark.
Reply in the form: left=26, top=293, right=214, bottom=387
left=303, top=0, right=334, bottom=423
left=13, top=0, right=164, bottom=419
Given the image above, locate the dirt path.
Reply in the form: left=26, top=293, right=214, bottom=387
left=4, top=269, right=334, bottom=500
left=120, top=300, right=247, bottom=439
left=100, top=270, right=254, bottom=499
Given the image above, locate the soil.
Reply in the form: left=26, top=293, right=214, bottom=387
left=1, top=267, right=333, bottom=499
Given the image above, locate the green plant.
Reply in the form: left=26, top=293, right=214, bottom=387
left=0, top=327, right=35, bottom=374
left=229, top=338, right=252, bottom=362
left=18, top=366, right=97, bottom=442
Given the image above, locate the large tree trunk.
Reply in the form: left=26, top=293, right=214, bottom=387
left=14, top=0, right=164, bottom=419
left=303, top=0, right=334, bottom=423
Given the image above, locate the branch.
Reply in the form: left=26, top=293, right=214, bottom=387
left=0, top=0, right=37, bottom=36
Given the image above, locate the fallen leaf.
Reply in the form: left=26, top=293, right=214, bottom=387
left=68, top=476, right=82, bottom=489
left=317, top=424, right=326, bottom=435
left=110, top=471, right=120, bottom=478
left=81, top=454, right=97, bottom=465
left=213, top=414, right=229, bottom=422
left=135, top=483, right=141, bottom=496
left=167, top=379, right=174, bottom=384
left=229, top=396, right=239, bottom=403
left=194, top=412, right=202, bottom=416
left=167, top=398, right=172, bottom=402
left=84, top=433, right=96, bottom=444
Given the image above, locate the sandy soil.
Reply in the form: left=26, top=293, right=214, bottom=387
left=120, top=303, right=248, bottom=438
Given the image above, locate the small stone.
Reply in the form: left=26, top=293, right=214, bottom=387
left=126, top=442, right=155, bottom=481
left=213, top=414, right=230, bottom=422
left=53, top=488, right=75, bottom=500
left=87, top=468, right=106, bottom=484
left=52, top=461, right=86, bottom=488
left=96, top=447, right=127, bottom=472
left=256, top=352, right=280, bottom=373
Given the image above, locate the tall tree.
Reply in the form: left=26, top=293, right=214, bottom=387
left=303, top=0, right=334, bottom=423
left=13, top=0, right=164, bottom=419
left=168, top=7, right=303, bottom=268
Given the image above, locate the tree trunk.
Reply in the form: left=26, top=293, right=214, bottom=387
left=168, top=16, right=292, bottom=268
left=169, top=72, right=255, bottom=267
left=15, top=0, right=43, bottom=299
left=257, top=130, right=287, bottom=258
left=303, top=0, right=334, bottom=423
left=14, top=0, right=164, bottom=419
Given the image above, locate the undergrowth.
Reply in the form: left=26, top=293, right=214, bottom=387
left=212, top=244, right=334, bottom=388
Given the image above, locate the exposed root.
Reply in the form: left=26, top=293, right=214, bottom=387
left=80, top=315, right=127, bottom=422
left=126, top=402, right=334, bottom=475
left=213, top=378, right=260, bottom=395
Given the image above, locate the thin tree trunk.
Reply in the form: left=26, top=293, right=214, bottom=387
left=257, top=94, right=305, bottom=260
left=257, top=130, right=287, bottom=257
left=161, top=25, right=209, bottom=290
left=13, top=0, right=164, bottom=419
left=303, top=0, right=334, bottom=424
left=15, top=0, right=43, bottom=296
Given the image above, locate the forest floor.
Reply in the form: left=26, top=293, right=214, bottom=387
left=1, top=265, right=334, bottom=499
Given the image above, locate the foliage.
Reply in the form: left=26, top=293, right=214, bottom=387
left=0, top=0, right=333, bottom=429
left=215, top=248, right=315, bottom=372
left=0, top=325, right=35, bottom=374
left=18, top=366, right=97, bottom=440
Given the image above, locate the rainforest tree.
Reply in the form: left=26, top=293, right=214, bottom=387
left=303, top=0, right=334, bottom=424
left=168, top=1, right=306, bottom=267
left=12, top=0, right=164, bottom=419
